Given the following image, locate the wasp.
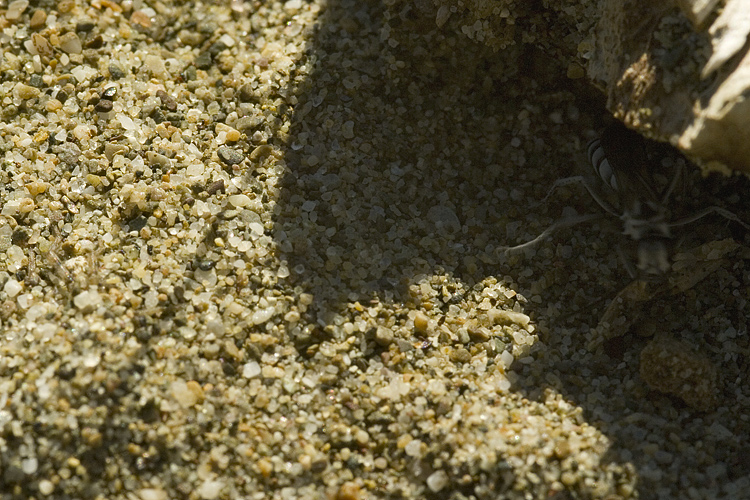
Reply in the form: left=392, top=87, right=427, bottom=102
left=501, top=121, right=750, bottom=277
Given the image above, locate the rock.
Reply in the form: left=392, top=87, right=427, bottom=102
left=217, top=146, right=244, bottom=166
left=589, top=0, right=750, bottom=172
left=639, top=336, right=719, bottom=411
left=427, top=0, right=750, bottom=172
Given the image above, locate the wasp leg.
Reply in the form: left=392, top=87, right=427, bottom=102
left=537, top=175, right=621, bottom=216
left=669, top=205, right=750, bottom=231
left=498, top=213, right=603, bottom=256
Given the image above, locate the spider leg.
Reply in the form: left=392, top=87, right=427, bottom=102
left=669, top=205, right=750, bottom=231
left=498, top=213, right=604, bottom=256
left=660, top=159, right=684, bottom=204
left=536, top=175, right=620, bottom=217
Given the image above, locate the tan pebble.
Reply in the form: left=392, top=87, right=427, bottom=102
left=29, top=9, right=46, bottom=29
left=45, top=99, right=62, bottom=111
left=488, top=309, right=530, bottom=327
left=553, top=440, right=571, bottom=459
left=396, top=434, right=412, bottom=449
left=13, top=82, right=40, bottom=100
left=413, top=311, right=430, bottom=333
left=130, top=10, right=152, bottom=28
left=335, top=481, right=361, bottom=500
left=38, top=480, right=54, bottom=495
left=216, top=123, right=241, bottom=142
left=57, top=0, right=76, bottom=13
left=284, top=310, right=300, bottom=323
left=256, top=458, right=272, bottom=477
left=31, top=33, right=54, bottom=57
left=104, top=143, right=129, bottom=162
left=374, top=325, right=393, bottom=346
left=17, top=198, right=35, bottom=213
left=81, top=427, right=103, bottom=446
left=249, top=144, right=273, bottom=161
left=88, top=174, right=108, bottom=189
left=449, top=347, right=471, bottom=363
left=33, top=129, right=48, bottom=144
left=297, top=454, right=312, bottom=470
left=223, top=340, right=242, bottom=360
left=560, top=471, right=577, bottom=486
left=27, top=180, right=47, bottom=196
left=467, top=324, right=491, bottom=342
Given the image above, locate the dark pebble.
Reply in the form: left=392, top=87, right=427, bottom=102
left=3, top=465, right=24, bottom=484
left=76, top=21, right=96, bottom=32
left=11, top=229, right=29, bottom=245
left=156, top=89, right=177, bottom=111
left=235, top=115, right=263, bottom=132
left=108, top=63, right=125, bottom=80
left=195, top=51, right=213, bottom=69
left=199, top=22, right=218, bottom=35
left=2, top=105, right=18, bottom=120
left=85, top=34, right=104, bottom=49
left=150, top=108, right=166, bottom=124
left=208, top=41, right=228, bottom=56
left=182, top=65, right=197, bottom=81
left=206, top=179, right=225, bottom=195
left=222, top=362, right=236, bottom=376
left=139, top=400, right=160, bottom=423
left=217, top=146, right=244, bottom=165
left=238, top=83, right=255, bottom=102
left=128, top=215, right=148, bottom=232
left=450, top=347, right=472, bottom=363
left=29, top=74, right=44, bottom=88
left=95, top=99, right=113, bottom=112
left=199, top=260, right=216, bottom=271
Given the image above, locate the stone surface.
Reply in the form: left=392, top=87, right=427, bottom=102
left=639, top=336, right=719, bottom=411
left=438, top=0, right=750, bottom=172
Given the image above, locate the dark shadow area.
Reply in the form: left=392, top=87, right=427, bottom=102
left=268, top=0, right=750, bottom=498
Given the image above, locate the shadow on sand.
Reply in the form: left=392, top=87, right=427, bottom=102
left=267, top=0, right=750, bottom=497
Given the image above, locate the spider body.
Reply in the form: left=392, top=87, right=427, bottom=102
left=501, top=122, right=749, bottom=278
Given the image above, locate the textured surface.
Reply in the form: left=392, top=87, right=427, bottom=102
left=440, top=0, right=750, bottom=172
